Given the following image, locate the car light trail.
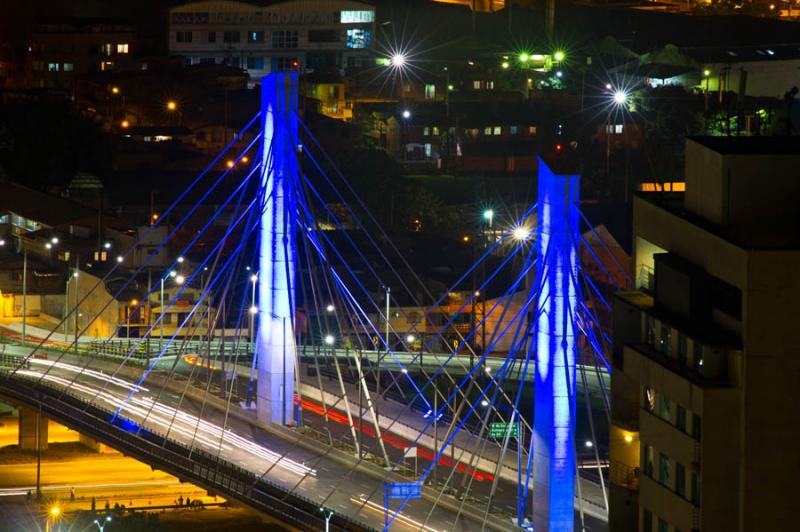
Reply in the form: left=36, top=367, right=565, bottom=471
left=15, top=369, right=316, bottom=477
left=351, top=495, right=443, bottom=532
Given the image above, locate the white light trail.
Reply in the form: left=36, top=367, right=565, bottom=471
left=15, top=369, right=316, bottom=477
left=352, top=495, right=443, bottom=532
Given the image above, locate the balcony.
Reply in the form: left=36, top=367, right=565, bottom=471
left=609, top=459, right=640, bottom=490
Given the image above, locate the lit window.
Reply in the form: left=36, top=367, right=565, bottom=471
left=47, top=63, right=60, bottom=72
left=493, top=126, right=501, bottom=135
left=341, top=10, right=374, bottom=23
left=346, top=29, right=370, bottom=49
left=249, top=31, right=264, bottom=43
left=528, top=126, right=537, bottom=135
left=63, top=63, right=74, bottom=72
left=432, top=126, right=439, bottom=135
left=100, top=61, right=114, bottom=71
left=615, top=124, right=624, bottom=134
left=510, top=125, right=518, bottom=135
left=423, top=127, right=430, bottom=136
left=116, top=43, right=129, bottom=54
left=424, top=143, right=432, bottom=157
left=644, top=445, right=654, bottom=477
left=101, top=43, right=113, bottom=56
left=487, top=81, right=495, bottom=89
left=693, top=342, right=703, bottom=374
left=484, top=127, right=492, bottom=135
left=424, top=84, right=436, bottom=100
left=473, top=80, right=481, bottom=90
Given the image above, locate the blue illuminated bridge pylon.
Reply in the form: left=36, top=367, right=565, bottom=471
left=0, top=71, right=624, bottom=532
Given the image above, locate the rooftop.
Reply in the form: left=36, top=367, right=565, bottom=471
left=686, top=135, right=800, bottom=155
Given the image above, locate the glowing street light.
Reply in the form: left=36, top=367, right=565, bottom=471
left=169, top=270, right=177, bottom=278
left=391, top=53, right=406, bottom=68
left=518, top=52, right=529, bottom=62
left=480, top=399, right=489, bottom=407
left=482, top=209, right=494, bottom=224
left=613, top=90, right=628, bottom=105
left=703, top=69, right=711, bottom=77
left=166, top=100, right=177, bottom=111
left=402, top=109, right=411, bottom=119
left=250, top=274, right=258, bottom=283
left=120, top=119, right=130, bottom=128
left=93, top=515, right=113, bottom=532
left=324, top=334, right=335, bottom=345
left=104, top=242, right=111, bottom=249
left=406, top=334, right=415, bottom=343
left=51, top=237, right=59, bottom=244
left=177, top=256, right=185, bottom=263
left=325, top=304, right=335, bottom=312
left=116, top=255, right=123, bottom=263
left=175, top=274, right=185, bottom=285
left=512, top=226, right=530, bottom=241
left=249, top=305, right=258, bottom=314
left=554, top=50, right=566, bottom=62
left=501, top=61, right=510, bottom=69
left=111, top=86, right=120, bottom=95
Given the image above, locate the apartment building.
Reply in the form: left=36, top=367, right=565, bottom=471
left=609, top=136, right=800, bottom=531
left=168, top=0, right=375, bottom=80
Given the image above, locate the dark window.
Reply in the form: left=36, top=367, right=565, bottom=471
left=223, top=31, right=240, bottom=43
left=676, top=404, right=686, bottom=433
left=691, top=472, right=701, bottom=504
left=693, top=342, right=704, bottom=374
left=660, top=323, right=672, bottom=356
left=676, top=462, right=686, bottom=497
left=248, top=31, right=264, bottom=43
left=711, top=275, right=742, bottom=319
left=692, top=413, right=702, bottom=440
left=678, top=332, right=688, bottom=366
left=272, top=30, right=298, bottom=48
left=659, top=453, right=670, bottom=486
left=645, top=445, right=654, bottom=477
left=658, top=519, right=668, bottom=532
left=208, top=31, right=216, bottom=43
left=308, top=29, right=339, bottom=43
left=176, top=31, right=192, bottom=43
left=659, top=395, right=671, bottom=422
left=246, top=56, right=264, bottom=70
left=646, top=315, right=656, bottom=345
left=643, top=509, right=653, bottom=532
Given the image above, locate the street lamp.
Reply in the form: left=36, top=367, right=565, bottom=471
left=325, top=304, right=335, bottom=313
left=250, top=273, right=258, bottom=346
left=402, top=109, right=411, bottom=119
left=320, top=508, right=334, bottom=532
left=175, top=274, right=185, bottom=285
left=512, top=225, right=530, bottom=242
left=553, top=50, right=566, bottom=62
left=390, top=53, right=406, bottom=68
left=93, top=515, right=112, bottom=532
left=613, top=90, right=628, bottom=105
left=406, top=334, right=415, bottom=344
left=166, top=100, right=177, bottom=111
left=46, top=505, right=61, bottom=532
left=324, top=334, right=335, bottom=346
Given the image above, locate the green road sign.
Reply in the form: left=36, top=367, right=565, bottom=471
left=489, top=422, right=518, bottom=439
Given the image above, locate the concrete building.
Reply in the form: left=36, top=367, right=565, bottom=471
left=168, top=0, right=375, bottom=80
left=609, top=136, right=800, bottom=532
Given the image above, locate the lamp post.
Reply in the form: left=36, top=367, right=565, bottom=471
left=250, top=273, right=258, bottom=347
left=93, top=516, right=112, bottom=532
left=45, top=505, right=60, bottom=532
left=320, top=508, right=334, bottom=532
left=160, top=270, right=178, bottom=351
left=64, top=270, right=78, bottom=344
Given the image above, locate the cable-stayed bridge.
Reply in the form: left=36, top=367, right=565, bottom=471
left=0, top=73, right=625, bottom=531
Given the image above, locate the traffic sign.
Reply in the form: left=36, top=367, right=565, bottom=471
left=489, top=422, right=518, bottom=439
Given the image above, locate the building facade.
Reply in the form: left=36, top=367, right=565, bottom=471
left=168, top=0, right=375, bottom=81
left=609, top=137, right=800, bottom=531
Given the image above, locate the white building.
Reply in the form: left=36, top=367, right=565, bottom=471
left=169, top=0, right=376, bottom=81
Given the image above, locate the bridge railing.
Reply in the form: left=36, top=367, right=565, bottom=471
left=0, top=370, right=375, bottom=532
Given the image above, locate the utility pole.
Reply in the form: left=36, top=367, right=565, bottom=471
left=545, top=0, right=555, bottom=40
left=21, top=249, right=27, bottom=343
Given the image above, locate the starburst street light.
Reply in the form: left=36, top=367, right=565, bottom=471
left=512, top=226, right=531, bottom=242
left=390, top=53, right=406, bottom=68
left=613, top=90, right=628, bottom=105
left=554, top=50, right=566, bottom=62
left=402, top=109, right=411, bottom=119
left=324, top=334, right=335, bottom=345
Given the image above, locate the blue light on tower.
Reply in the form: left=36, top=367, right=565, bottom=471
left=530, top=159, right=580, bottom=530
left=255, top=73, right=299, bottom=426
